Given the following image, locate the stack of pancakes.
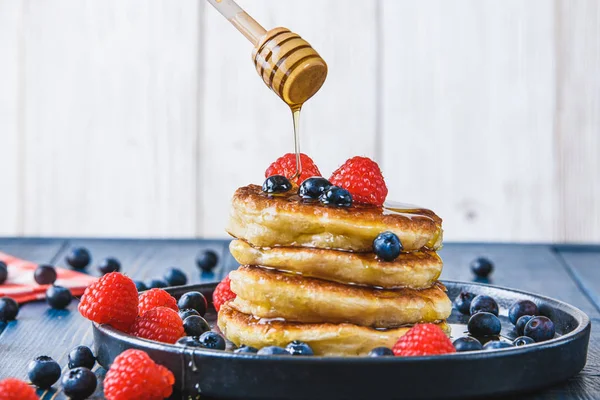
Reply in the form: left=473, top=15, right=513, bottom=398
left=218, top=184, right=452, bottom=356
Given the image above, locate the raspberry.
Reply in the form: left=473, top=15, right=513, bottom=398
left=131, top=307, right=184, bottom=344
left=213, top=275, right=236, bottom=312
left=138, top=288, right=178, bottom=316
left=78, top=272, right=138, bottom=332
left=0, top=378, right=38, bottom=400
left=265, top=153, right=321, bottom=185
left=392, top=323, right=456, bottom=356
left=329, top=156, right=388, bottom=206
left=104, top=349, right=174, bottom=400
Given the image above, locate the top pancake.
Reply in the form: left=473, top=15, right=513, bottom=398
left=226, top=185, right=443, bottom=252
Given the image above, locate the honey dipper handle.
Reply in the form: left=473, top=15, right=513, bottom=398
left=206, top=0, right=267, bottom=46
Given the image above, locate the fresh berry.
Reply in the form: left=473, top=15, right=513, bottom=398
left=453, top=291, right=476, bottom=315
left=178, top=308, right=200, bottom=321
left=164, top=268, right=187, bottom=286
left=469, top=295, right=499, bottom=316
left=483, top=341, right=513, bottom=350
left=257, top=346, right=289, bottom=355
left=176, top=336, right=203, bottom=347
left=368, top=347, right=394, bottom=357
left=392, top=323, right=455, bottom=356
left=104, top=349, right=174, bottom=400
left=198, top=331, right=226, bottom=350
left=177, top=291, right=208, bottom=317
left=146, top=279, right=168, bottom=289
left=196, top=250, right=219, bottom=272
left=138, top=288, right=178, bottom=315
left=134, top=280, right=147, bottom=292
left=78, top=272, right=139, bottom=332
left=27, top=355, right=61, bottom=389
left=62, top=367, right=97, bottom=399
left=234, top=345, right=259, bottom=354
left=66, top=247, right=91, bottom=270
left=0, top=297, right=19, bottom=322
left=329, top=156, right=388, bottom=206
left=0, top=378, right=38, bottom=400
left=131, top=307, right=184, bottom=344
left=46, top=285, right=72, bottom=309
left=513, top=336, right=535, bottom=346
left=299, top=177, right=332, bottom=200
left=285, top=341, right=314, bottom=356
left=470, top=257, right=494, bottom=278
left=524, top=316, right=555, bottom=342
left=0, top=261, right=8, bottom=284
left=262, top=175, right=293, bottom=194
left=508, top=300, right=538, bottom=325
left=467, top=312, right=501, bottom=337
left=213, top=276, right=236, bottom=312
left=265, top=153, right=321, bottom=185
left=98, top=258, right=121, bottom=275
left=68, top=346, right=95, bottom=369
left=373, top=232, right=402, bottom=261
left=516, top=315, right=534, bottom=336
left=320, top=186, right=352, bottom=207
left=183, top=315, right=211, bottom=337
left=34, top=264, right=57, bottom=285
left=453, top=336, right=483, bottom=352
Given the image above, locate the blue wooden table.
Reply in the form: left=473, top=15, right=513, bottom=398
left=0, top=238, right=599, bottom=399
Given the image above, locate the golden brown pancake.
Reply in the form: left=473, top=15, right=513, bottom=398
left=229, top=239, right=443, bottom=289
left=229, top=266, right=452, bottom=328
left=218, top=303, right=450, bottom=356
left=226, top=185, right=443, bottom=252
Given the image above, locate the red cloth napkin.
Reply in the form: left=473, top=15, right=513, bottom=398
left=0, top=252, right=97, bottom=304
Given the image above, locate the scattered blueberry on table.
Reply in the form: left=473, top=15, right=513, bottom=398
left=0, top=297, right=19, bottom=322
left=262, top=175, right=293, bottom=194
left=286, top=341, right=314, bottom=356
left=68, top=346, right=96, bottom=370
left=146, top=278, right=168, bottom=289
left=373, top=231, right=403, bottom=261
left=46, top=285, right=72, bottom=309
left=470, top=295, right=499, bottom=316
left=66, top=247, right=91, bottom=270
left=134, top=280, right=148, bottom=292
left=0, top=261, right=8, bottom=284
left=34, top=264, right=57, bottom=285
left=509, top=300, right=539, bottom=325
left=164, top=267, right=188, bottom=286
left=320, top=186, right=353, bottom=207
left=453, top=337, right=483, bottom=352
left=453, top=291, right=476, bottom=315
left=97, top=257, right=121, bottom=275
left=62, top=367, right=97, bottom=399
left=197, top=250, right=219, bottom=272
left=27, top=355, right=61, bottom=389
left=368, top=347, right=394, bottom=357
left=470, top=257, right=494, bottom=278
left=468, top=312, right=502, bottom=337
left=299, top=177, right=332, bottom=200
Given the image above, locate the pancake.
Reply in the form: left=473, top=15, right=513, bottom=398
left=218, top=303, right=451, bottom=356
left=229, top=266, right=452, bottom=328
left=229, top=239, right=443, bottom=289
left=226, top=185, right=443, bottom=252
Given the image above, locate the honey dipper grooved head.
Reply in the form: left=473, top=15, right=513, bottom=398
left=252, top=27, right=328, bottom=107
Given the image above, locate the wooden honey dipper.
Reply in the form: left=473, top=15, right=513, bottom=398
left=207, top=0, right=328, bottom=109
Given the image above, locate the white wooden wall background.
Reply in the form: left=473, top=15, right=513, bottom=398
left=0, top=0, right=598, bottom=242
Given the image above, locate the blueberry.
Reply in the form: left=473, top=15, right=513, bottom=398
left=62, top=367, right=97, bottom=399
left=285, top=341, right=314, bottom=356
left=257, top=346, right=289, bottom=355
left=508, top=300, right=538, bottom=325
left=453, top=291, right=476, bottom=315
left=97, top=258, right=121, bottom=275
left=469, top=295, right=499, bottom=316
left=183, top=315, right=211, bottom=337
left=368, top=347, right=394, bottom=357
left=198, top=331, right=226, bottom=350
left=234, top=345, right=259, bottom=354
left=262, top=175, right=292, bottom=194
left=34, top=264, right=57, bottom=285
left=453, top=336, right=483, bottom=352
left=66, top=247, right=91, bottom=270
left=196, top=250, right=219, bottom=272
left=177, top=336, right=204, bottom=348
left=513, top=336, right=535, bottom=347
left=68, top=346, right=95, bottom=369
left=28, top=355, right=61, bottom=389
left=467, top=312, right=502, bottom=337
left=299, top=177, right=332, bottom=200
left=515, top=315, right=534, bottom=336
left=320, top=186, right=352, bottom=207
left=134, top=280, right=148, bottom=292
left=470, top=257, right=494, bottom=278
left=0, top=297, right=19, bottom=321
left=179, top=308, right=200, bottom=321
left=178, top=291, right=208, bottom=317
left=483, top=341, right=513, bottom=350
left=46, top=285, right=72, bottom=309
left=0, top=261, right=7, bottom=284
left=164, top=267, right=188, bottom=286
left=373, top=232, right=403, bottom=261
left=524, top=316, right=555, bottom=342
left=146, top=279, right=168, bottom=289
